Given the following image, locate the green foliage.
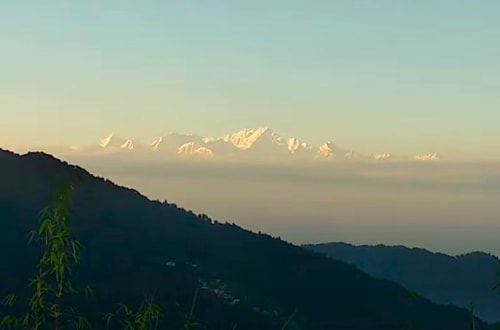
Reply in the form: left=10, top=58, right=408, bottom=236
left=1, top=181, right=89, bottom=330
left=0, top=179, right=189, bottom=330
left=183, top=288, right=199, bottom=330
left=281, top=308, right=297, bottom=330
left=104, top=296, right=161, bottom=330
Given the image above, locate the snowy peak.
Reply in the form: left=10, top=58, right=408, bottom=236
left=221, top=127, right=312, bottom=156
left=287, top=138, right=309, bottom=153
left=120, top=139, right=135, bottom=150
left=317, top=142, right=333, bottom=159
left=177, top=142, right=214, bottom=158
left=225, top=127, right=277, bottom=150
left=86, top=127, right=442, bottom=162
left=373, top=153, right=392, bottom=161
left=316, top=141, right=343, bottom=159
left=99, top=134, right=125, bottom=148
left=151, top=136, right=164, bottom=151
left=415, top=153, right=441, bottom=161
left=98, top=134, right=139, bottom=150
left=149, top=133, right=204, bottom=152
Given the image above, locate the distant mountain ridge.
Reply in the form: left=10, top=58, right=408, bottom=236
left=65, top=127, right=441, bottom=162
left=0, top=148, right=485, bottom=329
left=304, top=242, right=500, bottom=323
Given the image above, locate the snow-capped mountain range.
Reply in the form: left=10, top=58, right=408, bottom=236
left=71, top=127, right=441, bottom=162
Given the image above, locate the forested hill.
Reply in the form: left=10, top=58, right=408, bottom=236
left=304, top=242, right=500, bottom=323
left=0, top=148, right=488, bottom=329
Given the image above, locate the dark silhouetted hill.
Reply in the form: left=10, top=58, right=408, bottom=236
left=304, top=242, right=500, bottom=323
left=0, top=148, right=491, bottom=329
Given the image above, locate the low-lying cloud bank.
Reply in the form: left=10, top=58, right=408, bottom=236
left=48, top=152, right=499, bottom=256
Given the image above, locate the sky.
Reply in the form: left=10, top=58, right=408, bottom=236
left=1, top=1, right=499, bottom=158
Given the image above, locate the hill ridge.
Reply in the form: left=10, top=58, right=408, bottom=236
left=0, top=148, right=488, bottom=329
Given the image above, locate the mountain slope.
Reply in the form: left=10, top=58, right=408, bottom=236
left=303, top=242, right=500, bottom=323
left=0, top=148, right=483, bottom=329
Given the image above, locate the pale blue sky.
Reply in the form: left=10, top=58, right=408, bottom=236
left=1, top=1, right=499, bottom=158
